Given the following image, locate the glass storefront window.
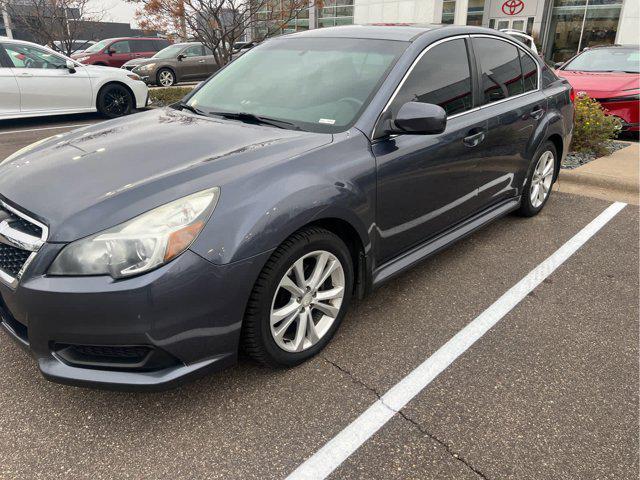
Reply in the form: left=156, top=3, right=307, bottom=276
left=318, top=0, right=353, bottom=29
left=466, top=0, right=484, bottom=26
left=442, top=0, right=456, bottom=24
left=546, top=0, right=623, bottom=63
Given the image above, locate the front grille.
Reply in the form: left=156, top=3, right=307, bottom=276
left=72, top=345, right=151, bottom=359
left=0, top=203, right=45, bottom=284
left=122, top=65, right=135, bottom=71
left=0, top=243, right=31, bottom=277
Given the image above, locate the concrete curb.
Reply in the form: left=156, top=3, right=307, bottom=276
left=558, top=170, right=638, bottom=194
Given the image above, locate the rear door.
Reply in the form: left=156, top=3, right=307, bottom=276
left=106, top=40, right=133, bottom=67
left=373, top=37, right=494, bottom=262
left=131, top=39, right=159, bottom=60
left=3, top=42, right=92, bottom=113
left=0, top=45, right=21, bottom=116
left=470, top=35, right=546, bottom=208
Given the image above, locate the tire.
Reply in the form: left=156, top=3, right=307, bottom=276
left=156, top=68, right=175, bottom=87
left=97, top=84, right=133, bottom=118
left=242, top=227, right=354, bottom=367
left=517, top=141, right=557, bottom=217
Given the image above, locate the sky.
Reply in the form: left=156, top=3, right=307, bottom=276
left=88, top=0, right=140, bottom=28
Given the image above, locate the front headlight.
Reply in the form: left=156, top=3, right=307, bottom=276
left=138, top=63, right=156, bottom=72
left=49, top=188, right=220, bottom=278
left=2, top=134, right=63, bottom=165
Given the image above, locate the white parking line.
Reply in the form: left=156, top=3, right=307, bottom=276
left=286, top=201, right=627, bottom=480
left=0, top=123, right=97, bottom=136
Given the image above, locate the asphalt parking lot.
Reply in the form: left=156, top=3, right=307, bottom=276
left=0, top=115, right=638, bottom=480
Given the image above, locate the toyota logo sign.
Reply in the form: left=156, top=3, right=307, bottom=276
left=502, top=0, right=525, bottom=15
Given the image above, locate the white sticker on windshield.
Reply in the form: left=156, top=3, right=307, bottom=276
left=319, top=118, right=336, bottom=125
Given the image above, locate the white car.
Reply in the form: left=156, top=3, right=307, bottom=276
left=499, top=30, right=538, bottom=54
left=0, top=38, right=149, bottom=120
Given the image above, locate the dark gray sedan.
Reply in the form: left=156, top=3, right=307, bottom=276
left=0, top=25, right=573, bottom=390
left=122, top=42, right=219, bottom=86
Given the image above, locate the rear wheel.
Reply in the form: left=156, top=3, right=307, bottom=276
left=518, top=141, right=557, bottom=217
left=97, top=84, right=133, bottom=118
left=242, top=227, right=354, bottom=367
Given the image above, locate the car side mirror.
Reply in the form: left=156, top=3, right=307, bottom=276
left=65, top=59, right=76, bottom=73
left=391, top=102, right=447, bottom=135
left=107, top=48, right=115, bottom=55
left=177, top=54, right=186, bottom=61
left=554, top=61, right=564, bottom=69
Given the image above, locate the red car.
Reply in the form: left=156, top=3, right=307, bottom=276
left=556, top=45, right=640, bottom=132
left=71, top=37, right=171, bottom=68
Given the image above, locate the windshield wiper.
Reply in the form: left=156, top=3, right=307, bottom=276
left=209, top=111, right=301, bottom=130
left=175, top=102, right=207, bottom=116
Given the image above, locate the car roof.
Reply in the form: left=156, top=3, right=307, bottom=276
left=287, top=24, right=510, bottom=42
left=100, top=37, right=165, bottom=42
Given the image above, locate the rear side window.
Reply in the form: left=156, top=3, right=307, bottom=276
left=131, top=39, right=157, bottom=52
left=520, top=50, right=538, bottom=92
left=474, top=37, right=524, bottom=103
left=390, top=38, right=473, bottom=116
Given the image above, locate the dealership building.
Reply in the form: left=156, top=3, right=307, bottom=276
left=279, top=0, right=638, bottom=63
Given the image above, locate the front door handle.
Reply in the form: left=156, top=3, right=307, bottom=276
left=198, top=59, right=206, bottom=63
left=17, top=72, right=33, bottom=77
left=530, top=106, right=545, bottom=120
left=463, top=130, right=486, bottom=148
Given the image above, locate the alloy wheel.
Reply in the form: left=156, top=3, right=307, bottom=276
left=270, top=250, right=345, bottom=353
left=103, top=88, right=131, bottom=116
left=530, top=150, right=554, bottom=208
left=159, top=70, right=174, bottom=87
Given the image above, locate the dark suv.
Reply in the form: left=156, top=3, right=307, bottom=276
left=71, top=37, right=171, bottom=68
left=0, top=26, right=573, bottom=390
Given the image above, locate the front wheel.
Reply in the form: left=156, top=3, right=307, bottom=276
left=242, top=227, right=354, bottom=367
left=518, top=141, right=557, bottom=217
left=157, top=68, right=175, bottom=87
left=97, top=84, right=133, bottom=118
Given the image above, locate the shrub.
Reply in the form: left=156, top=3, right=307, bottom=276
left=149, top=86, right=194, bottom=107
left=570, top=94, right=621, bottom=155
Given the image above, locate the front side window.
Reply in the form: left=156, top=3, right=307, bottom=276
left=4, top=43, right=67, bottom=69
left=186, top=37, right=407, bottom=133
left=474, top=37, right=524, bottom=103
left=389, top=39, right=473, bottom=117
left=110, top=41, right=130, bottom=54
left=183, top=45, right=204, bottom=57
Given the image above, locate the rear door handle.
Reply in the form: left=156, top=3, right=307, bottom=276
left=16, top=72, right=33, bottom=77
left=530, top=106, right=545, bottom=120
left=198, top=59, right=206, bottom=63
left=463, top=130, right=486, bottom=148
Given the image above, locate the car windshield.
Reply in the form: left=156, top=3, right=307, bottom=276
left=564, top=48, right=640, bottom=73
left=186, top=37, right=408, bottom=133
left=83, top=39, right=110, bottom=53
left=153, top=44, right=186, bottom=59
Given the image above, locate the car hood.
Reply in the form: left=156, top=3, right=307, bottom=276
left=556, top=70, right=640, bottom=98
left=0, top=108, right=332, bottom=242
left=81, top=64, right=129, bottom=77
left=123, top=58, right=157, bottom=68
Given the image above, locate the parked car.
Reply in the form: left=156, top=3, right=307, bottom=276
left=499, top=29, right=538, bottom=54
left=122, top=42, right=219, bottom=86
left=555, top=45, right=639, bottom=132
left=0, top=26, right=573, bottom=390
left=0, top=38, right=149, bottom=120
left=71, top=37, right=171, bottom=68
left=52, top=40, right=96, bottom=56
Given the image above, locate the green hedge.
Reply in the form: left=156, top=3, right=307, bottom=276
left=149, top=87, right=194, bottom=107
left=570, top=94, right=621, bottom=156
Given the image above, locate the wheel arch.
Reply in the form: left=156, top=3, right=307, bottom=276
left=546, top=133, right=563, bottom=181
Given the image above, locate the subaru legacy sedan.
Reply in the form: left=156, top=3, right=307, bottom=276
left=0, top=26, right=573, bottom=390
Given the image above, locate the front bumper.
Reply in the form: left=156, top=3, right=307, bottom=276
left=598, top=99, right=639, bottom=132
left=0, top=242, right=270, bottom=390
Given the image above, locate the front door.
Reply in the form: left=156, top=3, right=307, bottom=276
left=105, top=40, right=133, bottom=68
left=0, top=47, right=20, bottom=116
left=4, top=42, right=92, bottom=113
left=374, top=37, right=492, bottom=263
left=179, top=45, right=210, bottom=80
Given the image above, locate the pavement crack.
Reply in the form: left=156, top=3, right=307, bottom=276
left=322, top=355, right=490, bottom=480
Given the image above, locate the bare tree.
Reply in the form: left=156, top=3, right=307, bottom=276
left=131, top=0, right=315, bottom=66
left=0, top=0, right=106, bottom=56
